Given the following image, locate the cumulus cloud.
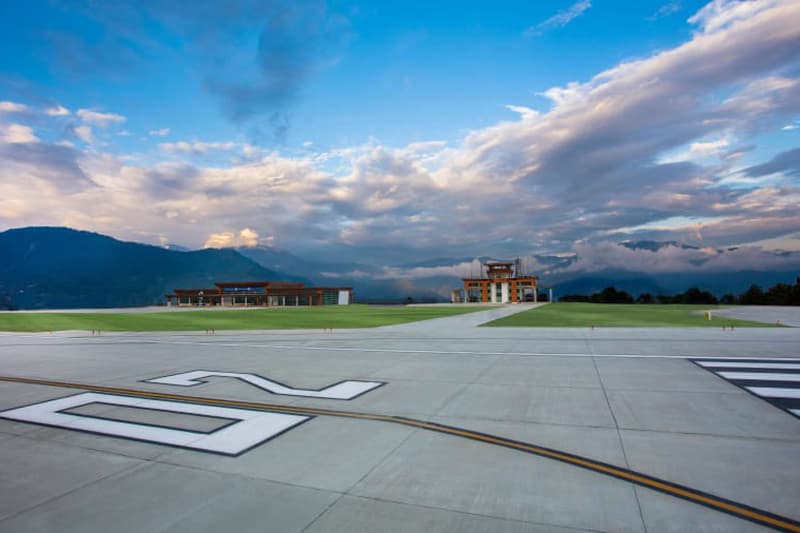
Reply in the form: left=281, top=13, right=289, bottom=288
left=0, top=101, right=28, bottom=113
left=0, top=123, right=38, bottom=144
left=149, top=128, right=170, bottom=137
left=73, top=125, right=94, bottom=144
left=204, top=228, right=263, bottom=248
left=160, top=140, right=238, bottom=154
left=76, top=109, right=126, bottom=127
left=45, top=105, right=71, bottom=116
left=524, top=0, right=592, bottom=37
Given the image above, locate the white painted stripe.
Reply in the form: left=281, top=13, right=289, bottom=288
left=718, top=372, right=800, bottom=382
left=129, top=339, right=800, bottom=361
left=746, top=387, right=800, bottom=399
left=696, top=362, right=800, bottom=370
left=790, top=409, right=800, bottom=417
left=0, top=392, right=309, bottom=455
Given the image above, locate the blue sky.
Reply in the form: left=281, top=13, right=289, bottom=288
left=1, top=0, right=799, bottom=273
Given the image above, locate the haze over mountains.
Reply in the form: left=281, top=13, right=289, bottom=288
left=1, top=227, right=798, bottom=309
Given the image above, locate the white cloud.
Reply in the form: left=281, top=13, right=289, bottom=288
left=505, top=105, right=540, bottom=120
left=73, top=125, right=94, bottom=144
left=76, top=109, right=126, bottom=127
left=690, top=139, right=729, bottom=157
left=149, top=128, right=170, bottom=137
left=525, top=0, right=592, bottom=37
left=688, top=0, right=779, bottom=34
left=648, top=1, right=681, bottom=20
left=783, top=123, right=798, bottom=131
left=160, top=140, right=237, bottom=154
left=45, top=105, right=70, bottom=116
left=0, top=101, right=28, bottom=113
left=0, top=123, right=38, bottom=143
left=203, top=228, right=263, bottom=248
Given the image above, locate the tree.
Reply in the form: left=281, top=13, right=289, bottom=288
left=680, top=287, right=718, bottom=305
left=765, top=283, right=794, bottom=305
left=720, top=293, right=737, bottom=305
left=738, top=285, right=765, bottom=305
left=636, top=293, right=654, bottom=304
left=592, top=286, right=634, bottom=304
left=559, top=293, right=590, bottom=302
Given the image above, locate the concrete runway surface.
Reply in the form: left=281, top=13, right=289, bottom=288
left=0, top=305, right=799, bottom=532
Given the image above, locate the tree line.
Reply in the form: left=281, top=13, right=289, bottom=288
left=559, top=277, right=800, bottom=305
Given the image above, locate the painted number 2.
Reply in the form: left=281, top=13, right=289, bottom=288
left=144, top=370, right=385, bottom=400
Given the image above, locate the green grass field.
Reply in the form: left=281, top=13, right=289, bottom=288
left=485, top=303, right=779, bottom=327
left=0, top=305, right=487, bottom=332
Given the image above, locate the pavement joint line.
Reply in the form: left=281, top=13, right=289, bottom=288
left=307, top=420, right=425, bottom=532
left=590, top=354, right=648, bottom=532
left=0, top=459, right=146, bottom=525
left=431, top=355, right=502, bottom=418
left=342, top=494, right=606, bottom=533
left=1, top=374, right=798, bottom=532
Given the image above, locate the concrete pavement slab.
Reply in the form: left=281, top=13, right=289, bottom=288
left=438, top=382, right=617, bottom=427
left=157, top=416, right=416, bottom=492
left=0, top=462, right=242, bottom=533
left=304, top=495, right=591, bottom=533
left=476, top=356, right=602, bottom=388
left=366, top=353, right=498, bottom=384
left=349, top=429, right=646, bottom=532
left=620, top=430, right=800, bottom=522
left=159, top=476, right=339, bottom=533
left=291, top=378, right=468, bottom=418
left=595, top=357, right=739, bottom=392
left=1, top=317, right=799, bottom=532
left=635, top=488, right=775, bottom=532
left=607, top=388, right=800, bottom=439
left=429, top=415, right=629, bottom=467
left=0, top=433, right=141, bottom=521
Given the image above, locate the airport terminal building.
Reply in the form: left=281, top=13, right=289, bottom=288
left=166, top=281, right=352, bottom=307
left=460, top=262, right=538, bottom=304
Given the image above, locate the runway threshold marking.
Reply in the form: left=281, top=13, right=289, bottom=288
left=693, top=359, right=800, bottom=419
left=1, top=374, right=798, bottom=532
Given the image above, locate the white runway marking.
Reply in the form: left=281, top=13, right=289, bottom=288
left=718, top=372, right=800, bottom=382
left=746, top=387, right=800, bottom=399
left=693, top=358, right=800, bottom=420
left=0, top=392, right=310, bottom=455
left=695, top=361, right=800, bottom=369
left=145, top=370, right=384, bottom=400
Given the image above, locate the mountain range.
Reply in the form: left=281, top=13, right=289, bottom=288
left=0, top=227, right=305, bottom=309
left=1, top=226, right=798, bottom=309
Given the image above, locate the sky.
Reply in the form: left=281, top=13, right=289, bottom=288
left=0, top=0, right=799, bottom=273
